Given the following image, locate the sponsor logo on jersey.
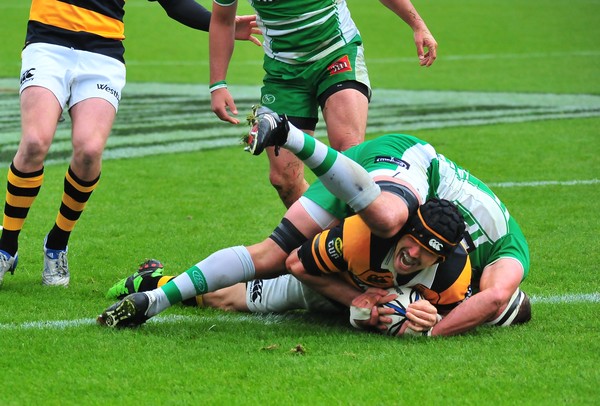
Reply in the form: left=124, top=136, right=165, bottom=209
left=20, top=68, right=36, bottom=85
left=327, top=55, right=352, bottom=76
left=428, top=238, right=443, bottom=252
left=334, top=237, right=343, bottom=256
left=327, top=238, right=342, bottom=260
left=97, top=83, right=121, bottom=102
left=250, top=279, right=263, bottom=303
left=261, top=94, right=276, bottom=105
left=374, top=156, right=410, bottom=169
left=364, top=270, right=393, bottom=286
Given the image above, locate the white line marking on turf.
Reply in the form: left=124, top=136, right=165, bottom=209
left=0, top=313, right=287, bottom=330
left=0, top=293, right=597, bottom=330
left=488, top=179, right=600, bottom=188
left=530, top=293, right=600, bottom=304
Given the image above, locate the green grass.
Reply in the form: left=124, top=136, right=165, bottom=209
left=0, top=0, right=599, bottom=404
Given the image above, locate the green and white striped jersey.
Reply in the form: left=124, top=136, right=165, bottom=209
left=216, top=0, right=361, bottom=64
left=311, top=134, right=528, bottom=280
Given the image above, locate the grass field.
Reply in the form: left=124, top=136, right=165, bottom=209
left=0, top=0, right=599, bottom=405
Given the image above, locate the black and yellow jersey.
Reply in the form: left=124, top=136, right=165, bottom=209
left=298, top=215, right=472, bottom=313
left=26, top=0, right=127, bottom=62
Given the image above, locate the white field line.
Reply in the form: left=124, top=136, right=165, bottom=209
left=0, top=293, right=598, bottom=331
left=488, top=179, right=600, bottom=188
left=0, top=313, right=290, bottom=331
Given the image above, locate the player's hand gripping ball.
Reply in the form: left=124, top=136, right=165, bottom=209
left=381, top=286, right=422, bottom=336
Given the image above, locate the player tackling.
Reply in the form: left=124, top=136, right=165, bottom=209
left=98, top=106, right=531, bottom=335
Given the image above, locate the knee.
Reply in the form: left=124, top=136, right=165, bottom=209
left=268, top=165, right=301, bottom=189
left=269, top=170, right=307, bottom=207
left=329, top=136, right=361, bottom=152
left=72, top=141, right=104, bottom=169
left=17, top=133, right=52, bottom=163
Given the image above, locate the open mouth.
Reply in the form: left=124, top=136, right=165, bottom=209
left=399, top=250, right=418, bottom=268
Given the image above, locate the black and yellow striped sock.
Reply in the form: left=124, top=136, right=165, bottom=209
left=45, top=166, right=99, bottom=250
left=0, top=163, right=44, bottom=256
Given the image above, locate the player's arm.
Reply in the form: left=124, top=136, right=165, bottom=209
left=153, top=0, right=211, bottom=30
left=286, top=251, right=363, bottom=307
left=152, top=0, right=261, bottom=43
left=359, top=176, right=419, bottom=238
left=378, top=0, right=438, bottom=66
left=404, top=248, right=472, bottom=333
left=431, top=260, right=525, bottom=336
left=210, top=1, right=239, bottom=124
left=286, top=246, right=396, bottom=329
left=285, top=217, right=368, bottom=306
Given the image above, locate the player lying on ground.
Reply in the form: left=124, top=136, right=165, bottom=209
left=98, top=107, right=531, bottom=335
left=106, top=199, right=471, bottom=336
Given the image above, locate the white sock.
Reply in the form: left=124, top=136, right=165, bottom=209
left=147, top=246, right=255, bottom=316
left=284, top=123, right=380, bottom=212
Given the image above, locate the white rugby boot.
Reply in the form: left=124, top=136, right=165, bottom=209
left=42, top=237, right=70, bottom=286
left=0, top=250, right=18, bottom=287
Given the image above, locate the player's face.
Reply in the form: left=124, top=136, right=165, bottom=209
left=393, top=235, right=440, bottom=275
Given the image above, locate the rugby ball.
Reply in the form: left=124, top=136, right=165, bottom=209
left=381, top=286, right=421, bottom=336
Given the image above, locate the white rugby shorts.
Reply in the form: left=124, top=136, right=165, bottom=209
left=20, top=42, right=126, bottom=111
left=245, top=274, right=342, bottom=314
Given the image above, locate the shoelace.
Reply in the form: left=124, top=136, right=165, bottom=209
left=0, top=254, right=13, bottom=271
left=51, top=251, right=69, bottom=276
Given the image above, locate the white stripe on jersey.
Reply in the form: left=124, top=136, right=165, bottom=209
left=256, top=0, right=359, bottom=64
left=436, top=155, right=510, bottom=244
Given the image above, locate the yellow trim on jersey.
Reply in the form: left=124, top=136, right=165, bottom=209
left=342, top=216, right=373, bottom=275
left=418, top=254, right=471, bottom=306
left=29, top=0, right=125, bottom=40
left=316, top=230, right=339, bottom=273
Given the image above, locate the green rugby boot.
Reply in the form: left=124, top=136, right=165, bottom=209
left=106, top=259, right=164, bottom=300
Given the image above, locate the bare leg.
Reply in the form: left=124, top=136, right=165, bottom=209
left=322, top=88, right=367, bottom=151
